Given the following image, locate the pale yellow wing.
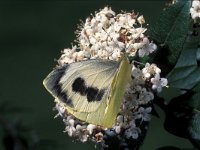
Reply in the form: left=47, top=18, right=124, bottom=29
left=60, top=56, right=131, bottom=128
left=43, top=56, right=131, bottom=128
left=43, top=59, right=119, bottom=113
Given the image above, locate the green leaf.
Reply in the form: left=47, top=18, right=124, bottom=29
left=197, top=47, right=200, bottom=61
left=187, top=93, right=200, bottom=140
left=164, top=89, right=200, bottom=140
left=164, top=23, right=200, bottom=141
left=167, top=31, right=200, bottom=89
left=148, top=0, right=191, bottom=65
left=164, top=90, right=194, bottom=139
left=148, top=0, right=200, bottom=145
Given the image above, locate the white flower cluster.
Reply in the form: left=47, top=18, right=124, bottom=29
left=58, top=7, right=157, bottom=65
left=55, top=7, right=167, bottom=146
left=190, top=0, right=200, bottom=21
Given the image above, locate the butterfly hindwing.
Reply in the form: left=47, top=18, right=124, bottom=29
left=101, top=57, right=131, bottom=127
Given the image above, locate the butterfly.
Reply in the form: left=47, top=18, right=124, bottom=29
left=43, top=55, right=131, bottom=128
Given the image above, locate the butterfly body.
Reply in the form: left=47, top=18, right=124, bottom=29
left=43, top=55, right=131, bottom=128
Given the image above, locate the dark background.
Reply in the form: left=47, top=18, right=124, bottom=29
left=0, top=1, right=192, bottom=150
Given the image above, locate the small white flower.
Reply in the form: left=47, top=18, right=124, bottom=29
left=79, top=133, right=88, bottom=142
left=142, top=63, right=161, bottom=78
left=69, top=119, right=75, bottom=126
left=138, top=89, right=154, bottom=104
left=151, top=74, right=168, bottom=92
left=138, top=38, right=157, bottom=57
left=110, top=49, right=121, bottom=60
left=124, top=126, right=141, bottom=139
left=128, top=16, right=136, bottom=27
left=135, top=107, right=152, bottom=122
left=137, top=15, right=145, bottom=25
left=95, top=132, right=104, bottom=143
left=123, top=91, right=137, bottom=107
left=126, top=43, right=137, bottom=56
left=131, top=66, right=145, bottom=85
left=76, top=51, right=85, bottom=61
left=87, top=124, right=96, bottom=135
left=76, top=124, right=84, bottom=131
left=114, top=125, right=121, bottom=134
left=75, top=124, right=89, bottom=142
left=55, top=102, right=66, bottom=117
left=129, top=120, right=136, bottom=127
left=63, top=46, right=76, bottom=56
left=131, top=43, right=143, bottom=52
left=117, top=115, right=124, bottom=123
left=131, top=65, right=143, bottom=79
left=64, top=119, right=76, bottom=136
left=58, top=46, right=77, bottom=65
left=190, top=0, right=200, bottom=21
left=132, top=28, right=146, bottom=39
left=117, top=41, right=126, bottom=50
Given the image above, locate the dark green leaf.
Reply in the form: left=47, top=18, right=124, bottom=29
left=197, top=47, right=200, bottom=61
left=187, top=93, right=200, bottom=140
left=189, top=139, right=200, bottom=150
left=164, top=90, right=200, bottom=140
left=164, top=90, right=194, bottom=139
left=148, top=0, right=191, bottom=65
left=163, top=14, right=200, bottom=145
left=197, top=47, right=200, bottom=66
left=162, top=0, right=200, bottom=140
left=167, top=30, right=200, bottom=89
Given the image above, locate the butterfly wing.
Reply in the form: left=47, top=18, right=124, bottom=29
left=44, top=59, right=119, bottom=112
left=43, top=57, right=131, bottom=128
left=101, top=56, right=131, bottom=127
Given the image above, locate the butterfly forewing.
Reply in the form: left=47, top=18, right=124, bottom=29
left=44, top=59, right=119, bottom=113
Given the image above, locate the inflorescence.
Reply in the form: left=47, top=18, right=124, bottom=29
left=54, top=7, right=168, bottom=148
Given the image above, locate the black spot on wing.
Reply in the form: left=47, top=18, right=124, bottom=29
left=96, top=89, right=105, bottom=101
left=72, top=77, right=87, bottom=95
left=86, top=87, right=99, bottom=102
left=45, top=64, right=68, bottom=96
left=59, top=91, right=73, bottom=107
left=44, top=64, right=74, bottom=107
left=86, top=88, right=105, bottom=102
left=72, top=77, right=105, bottom=102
